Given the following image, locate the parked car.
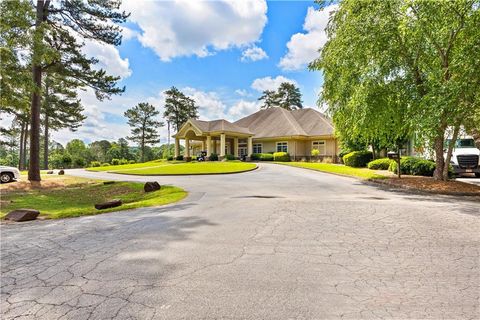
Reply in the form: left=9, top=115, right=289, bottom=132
left=445, top=137, right=480, bottom=177
left=0, top=166, right=20, bottom=183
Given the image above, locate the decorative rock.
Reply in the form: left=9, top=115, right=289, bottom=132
left=46, top=171, right=54, bottom=174
left=5, top=209, right=40, bottom=222
left=58, top=170, right=65, bottom=175
left=103, top=181, right=115, bottom=185
left=94, top=199, right=122, bottom=210
left=144, top=181, right=161, bottom=193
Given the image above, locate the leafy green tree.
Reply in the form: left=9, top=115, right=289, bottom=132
left=310, top=0, right=480, bottom=180
left=163, top=87, right=198, bottom=132
left=125, top=103, right=164, bottom=162
left=258, top=83, right=303, bottom=110
left=20, top=0, right=129, bottom=181
left=89, top=140, right=112, bottom=163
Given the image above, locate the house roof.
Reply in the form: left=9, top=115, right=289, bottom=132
left=177, top=107, right=334, bottom=139
left=189, top=119, right=253, bottom=135
left=234, top=107, right=334, bottom=138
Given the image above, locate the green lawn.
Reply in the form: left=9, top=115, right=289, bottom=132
left=275, top=162, right=388, bottom=179
left=88, top=160, right=257, bottom=175
left=1, top=175, right=186, bottom=219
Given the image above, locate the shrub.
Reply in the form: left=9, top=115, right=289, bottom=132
left=311, top=149, right=320, bottom=157
left=128, top=160, right=136, bottom=164
left=119, top=158, right=129, bottom=165
left=176, top=155, right=184, bottom=161
left=209, top=153, right=218, bottom=161
left=167, top=156, right=174, bottom=161
left=225, top=154, right=236, bottom=160
left=322, top=157, right=333, bottom=164
left=343, top=151, right=373, bottom=167
left=101, top=163, right=110, bottom=166
left=274, top=152, right=290, bottom=162
left=367, top=158, right=392, bottom=170
left=90, top=161, right=101, bottom=167
left=73, top=157, right=86, bottom=168
left=260, top=153, right=274, bottom=161
left=412, top=159, right=436, bottom=176
left=111, top=158, right=120, bottom=165
left=251, top=153, right=261, bottom=160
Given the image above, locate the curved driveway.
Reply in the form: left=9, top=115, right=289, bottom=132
left=1, top=163, right=479, bottom=319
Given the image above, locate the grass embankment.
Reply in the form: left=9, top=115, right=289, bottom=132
left=0, top=174, right=186, bottom=219
left=88, top=160, right=257, bottom=175
left=275, top=162, right=389, bottom=179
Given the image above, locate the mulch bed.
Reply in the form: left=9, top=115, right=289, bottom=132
left=371, top=176, right=480, bottom=196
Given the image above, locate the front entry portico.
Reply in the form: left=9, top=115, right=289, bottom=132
left=173, top=119, right=254, bottom=160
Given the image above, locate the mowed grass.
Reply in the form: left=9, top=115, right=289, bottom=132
left=88, top=160, right=257, bottom=175
left=275, top=162, right=388, bottom=179
left=0, top=175, right=186, bottom=219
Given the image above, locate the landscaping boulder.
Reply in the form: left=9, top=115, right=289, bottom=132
left=103, top=181, right=115, bottom=185
left=144, top=181, right=161, bottom=193
left=46, top=170, right=54, bottom=174
left=94, top=199, right=122, bottom=210
left=58, top=169, right=65, bottom=175
left=5, top=209, right=40, bottom=222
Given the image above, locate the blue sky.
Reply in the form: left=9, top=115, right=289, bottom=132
left=53, top=0, right=337, bottom=144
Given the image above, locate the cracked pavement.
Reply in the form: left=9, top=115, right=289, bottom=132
left=1, top=163, right=479, bottom=319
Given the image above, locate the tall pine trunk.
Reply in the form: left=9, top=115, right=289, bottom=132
left=28, top=0, right=46, bottom=181
left=44, top=114, right=49, bottom=169
left=18, top=120, right=25, bottom=170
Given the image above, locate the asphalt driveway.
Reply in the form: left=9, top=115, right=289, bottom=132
left=1, top=163, right=479, bottom=319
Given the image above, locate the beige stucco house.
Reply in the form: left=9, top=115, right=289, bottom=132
left=173, top=107, right=339, bottom=162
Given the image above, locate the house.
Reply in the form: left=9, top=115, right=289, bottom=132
left=173, top=107, right=339, bottom=162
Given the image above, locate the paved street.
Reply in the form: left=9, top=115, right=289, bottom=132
left=1, top=163, right=479, bottom=319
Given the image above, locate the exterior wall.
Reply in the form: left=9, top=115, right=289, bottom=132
left=252, top=138, right=338, bottom=158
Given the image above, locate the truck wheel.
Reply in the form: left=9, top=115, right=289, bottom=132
left=475, top=173, right=480, bottom=178
left=0, top=172, right=13, bottom=183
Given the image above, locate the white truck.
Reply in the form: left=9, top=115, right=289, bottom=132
left=446, top=138, right=480, bottom=177
left=0, top=166, right=21, bottom=183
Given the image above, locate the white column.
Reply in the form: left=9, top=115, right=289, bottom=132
left=206, top=135, right=212, bottom=156
left=201, top=140, right=206, bottom=151
left=233, top=137, right=239, bottom=158
left=184, top=139, right=190, bottom=158
left=220, top=133, right=226, bottom=158
left=247, top=136, right=253, bottom=157
left=174, top=138, right=180, bottom=158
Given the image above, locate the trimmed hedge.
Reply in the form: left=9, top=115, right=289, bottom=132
left=343, top=151, right=373, bottom=167
left=367, top=158, right=392, bottom=170
left=388, top=156, right=436, bottom=176
left=273, top=152, right=290, bottom=162
left=90, top=161, right=101, bottom=167
left=225, top=154, right=236, bottom=160
left=111, top=158, right=120, bottom=165
left=209, top=153, right=219, bottom=161
left=175, top=155, right=184, bottom=161
left=251, top=153, right=274, bottom=161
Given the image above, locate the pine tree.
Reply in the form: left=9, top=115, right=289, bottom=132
left=25, top=0, right=129, bottom=181
left=258, top=90, right=279, bottom=109
left=124, top=103, right=164, bottom=163
left=258, top=83, right=303, bottom=110
left=163, top=87, right=199, bottom=132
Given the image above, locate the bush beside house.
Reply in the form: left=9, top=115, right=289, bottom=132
left=388, top=156, right=437, bottom=176
left=367, top=158, right=392, bottom=170
left=251, top=153, right=274, bottom=161
left=273, top=152, right=290, bottom=162
left=343, top=151, right=373, bottom=167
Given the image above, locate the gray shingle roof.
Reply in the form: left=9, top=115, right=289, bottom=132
left=234, top=107, right=334, bottom=138
left=190, top=119, right=253, bottom=135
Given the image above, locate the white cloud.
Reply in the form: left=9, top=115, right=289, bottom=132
left=121, top=26, right=139, bottom=41
left=82, top=39, right=132, bottom=79
left=183, top=87, right=227, bottom=120
left=279, top=5, right=338, bottom=71
left=241, top=45, right=268, bottom=62
left=235, top=89, right=249, bottom=97
left=228, top=100, right=261, bottom=119
left=251, top=75, right=297, bottom=92
left=122, top=0, right=267, bottom=61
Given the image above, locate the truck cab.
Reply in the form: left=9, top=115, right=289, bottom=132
left=445, top=138, right=480, bottom=177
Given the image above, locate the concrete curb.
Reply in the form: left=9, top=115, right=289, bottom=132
left=101, top=164, right=259, bottom=177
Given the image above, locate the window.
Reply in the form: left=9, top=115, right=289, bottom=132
left=253, top=143, right=262, bottom=154
left=276, top=142, right=288, bottom=153
left=312, top=141, right=326, bottom=155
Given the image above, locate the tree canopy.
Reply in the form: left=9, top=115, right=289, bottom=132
left=258, top=82, right=303, bottom=110
left=310, top=0, right=480, bottom=180
left=163, top=87, right=198, bottom=132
